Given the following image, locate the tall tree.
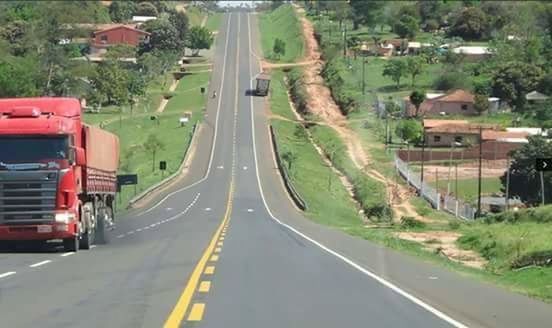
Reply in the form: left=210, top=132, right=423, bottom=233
left=448, top=7, right=490, bottom=40
left=405, top=56, right=424, bottom=86
left=144, top=134, right=165, bottom=172
left=90, top=62, right=129, bottom=105
left=349, top=0, right=384, bottom=30
left=382, top=59, right=407, bottom=89
left=136, top=2, right=159, bottom=17
left=395, top=119, right=423, bottom=144
left=409, top=90, right=426, bottom=117
left=393, top=14, right=419, bottom=39
left=168, top=9, right=189, bottom=42
left=109, top=1, right=137, bottom=23
left=187, top=26, right=213, bottom=56
left=500, top=136, right=552, bottom=205
left=139, top=16, right=183, bottom=53
left=491, top=62, right=543, bottom=111
left=474, top=94, right=489, bottom=115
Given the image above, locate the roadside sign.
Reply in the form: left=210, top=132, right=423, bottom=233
left=160, top=161, right=167, bottom=171
left=117, top=174, right=138, bottom=186
left=536, top=158, right=552, bottom=171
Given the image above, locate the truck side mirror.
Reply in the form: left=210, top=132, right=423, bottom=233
left=70, top=147, right=86, bottom=166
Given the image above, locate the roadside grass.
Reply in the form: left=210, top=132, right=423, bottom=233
left=205, top=13, right=222, bottom=31
left=259, top=4, right=304, bottom=62
left=269, top=70, right=298, bottom=121
left=82, top=72, right=209, bottom=211
left=186, top=6, right=205, bottom=27
left=272, top=66, right=552, bottom=301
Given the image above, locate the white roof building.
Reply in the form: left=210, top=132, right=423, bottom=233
left=132, top=16, right=157, bottom=23
left=506, top=128, right=548, bottom=137
left=452, top=46, right=491, bottom=55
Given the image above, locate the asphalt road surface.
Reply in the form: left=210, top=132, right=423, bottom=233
left=1, top=12, right=552, bottom=328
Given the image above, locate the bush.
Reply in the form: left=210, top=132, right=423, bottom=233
left=433, top=71, right=472, bottom=91
left=320, top=58, right=359, bottom=115
left=448, top=220, right=461, bottom=230
left=400, top=216, right=426, bottom=229
left=162, top=91, right=177, bottom=99
left=287, top=68, right=309, bottom=114
left=485, top=205, right=552, bottom=224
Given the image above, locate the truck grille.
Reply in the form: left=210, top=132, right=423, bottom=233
left=0, top=171, right=58, bottom=224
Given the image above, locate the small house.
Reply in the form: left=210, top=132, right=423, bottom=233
left=405, top=89, right=477, bottom=117
left=90, top=25, right=150, bottom=53
left=451, top=46, right=492, bottom=61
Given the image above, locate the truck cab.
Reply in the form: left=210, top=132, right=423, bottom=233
left=0, top=98, right=119, bottom=252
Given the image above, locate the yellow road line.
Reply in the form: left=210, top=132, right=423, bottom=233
left=198, top=281, right=211, bottom=293
left=210, top=254, right=219, bottom=262
left=187, top=303, right=205, bottom=321
left=163, top=181, right=234, bottom=327
left=205, top=266, right=215, bottom=275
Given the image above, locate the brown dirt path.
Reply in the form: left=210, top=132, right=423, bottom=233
left=295, top=9, right=428, bottom=223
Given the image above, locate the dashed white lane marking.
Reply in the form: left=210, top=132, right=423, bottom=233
left=0, top=271, right=16, bottom=279
left=60, top=252, right=75, bottom=257
left=29, top=260, right=52, bottom=268
left=205, top=207, right=212, bottom=211
left=118, top=193, right=201, bottom=239
left=217, top=165, right=224, bottom=169
left=243, top=166, right=248, bottom=170
left=428, top=276, right=439, bottom=280
left=90, top=245, right=97, bottom=249
left=166, top=207, right=173, bottom=211
left=247, top=208, right=254, bottom=213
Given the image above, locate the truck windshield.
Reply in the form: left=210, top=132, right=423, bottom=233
left=0, top=136, right=69, bottom=163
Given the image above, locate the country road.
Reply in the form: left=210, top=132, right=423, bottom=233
left=1, top=12, right=552, bottom=328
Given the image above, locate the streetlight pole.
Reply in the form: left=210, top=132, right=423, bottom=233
left=420, top=130, right=426, bottom=195
left=476, top=125, right=483, bottom=218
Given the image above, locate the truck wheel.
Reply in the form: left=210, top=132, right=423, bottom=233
left=95, top=207, right=110, bottom=245
left=79, top=228, right=93, bottom=249
left=63, top=236, right=79, bottom=252
left=79, top=204, right=95, bottom=249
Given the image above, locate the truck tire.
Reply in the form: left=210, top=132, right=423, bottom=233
left=95, top=207, right=110, bottom=245
left=79, top=203, right=95, bottom=249
left=63, top=236, right=79, bottom=252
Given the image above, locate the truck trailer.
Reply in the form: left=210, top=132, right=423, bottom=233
left=0, top=98, right=119, bottom=252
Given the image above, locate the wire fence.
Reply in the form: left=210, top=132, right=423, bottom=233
left=394, top=155, right=476, bottom=220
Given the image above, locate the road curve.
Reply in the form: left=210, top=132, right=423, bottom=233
left=0, top=12, right=551, bottom=328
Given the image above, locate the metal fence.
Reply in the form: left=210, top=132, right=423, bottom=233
left=394, top=155, right=476, bottom=220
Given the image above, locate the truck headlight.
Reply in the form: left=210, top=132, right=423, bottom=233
left=55, top=212, right=76, bottom=223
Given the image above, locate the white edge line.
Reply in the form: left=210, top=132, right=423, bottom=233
left=61, top=252, right=75, bottom=257
left=29, top=260, right=52, bottom=268
left=136, top=13, right=233, bottom=216
left=245, top=12, right=468, bottom=328
left=0, top=271, right=16, bottom=279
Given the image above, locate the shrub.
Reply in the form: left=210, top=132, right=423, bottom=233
left=400, top=216, right=426, bottom=229
left=433, top=71, right=472, bottom=91
left=162, top=91, right=177, bottom=99
left=448, top=220, right=461, bottom=230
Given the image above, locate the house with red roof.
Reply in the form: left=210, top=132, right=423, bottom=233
left=90, top=24, right=150, bottom=53
left=404, top=89, right=479, bottom=117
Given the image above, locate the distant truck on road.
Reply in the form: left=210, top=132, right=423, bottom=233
left=255, top=72, right=271, bottom=96
left=0, top=98, right=119, bottom=252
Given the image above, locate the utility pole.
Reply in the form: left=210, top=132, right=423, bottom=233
left=455, top=163, right=458, bottom=197
left=362, top=59, right=366, bottom=95
left=476, top=125, right=483, bottom=218
left=342, top=24, right=347, bottom=57
left=420, top=130, right=426, bottom=195
left=541, top=171, right=546, bottom=206
left=505, top=157, right=510, bottom=211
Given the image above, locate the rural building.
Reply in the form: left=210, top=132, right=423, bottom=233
left=525, top=90, right=549, bottom=103
left=90, top=25, right=150, bottom=53
left=451, top=46, right=492, bottom=61
left=405, top=89, right=478, bottom=117
left=132, top=16, right=157, bottom=24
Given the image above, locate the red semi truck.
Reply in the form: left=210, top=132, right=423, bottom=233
left=0, top=97, right=119, bottom=252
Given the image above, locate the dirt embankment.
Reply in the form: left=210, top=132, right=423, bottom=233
left=295, top=10, right=427, bottom=223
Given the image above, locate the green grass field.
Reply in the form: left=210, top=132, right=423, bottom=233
left=259, top=4, right=304, bottom=62
left=186, top=6, right=205, bottom=27
left=205, top=13, right=222, bottom=31
left=83, top=71, right=209, bottom=211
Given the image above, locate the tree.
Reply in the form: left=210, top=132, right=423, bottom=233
left=109, top=1, right=137, bottom=23
left=395, top=119, right=423, bottom=144
left=105, top=44, right=136, bottom=60
left=272, top=38, right=286, bottom=59
left=448, top=7, right=490, bottom=40
left=329, top=1, right=352, bottom=30
left=143, top=134, right=165, bottom=172
left=433, top=71, right=472, bottom=91
left=168, top=9, right=189, bottom=42
left=187, top=26, right=213, bottom=56
left=393, top=14, right=419, bottom=39
left=405, top=56, right=424, bottom=87
left=409, top=90, right=426, bottom=117
left=349, top=0, right=384, bottom=30
left=538, top=73, right=552, bottom=96
left=0, top=56, right=40, bottom=97
left=382, top=59, right=407, bottom=89
left=139, top=16, right=183, bottom=53
left=491, top=62, right=543, bottom=111
left=90, top=62, right=129, bottom=105
left=500, top=136, right=552, bottom=205
left=136, top=2, right=158, bottom=17
left=474, top=94, right=489, bottom=115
